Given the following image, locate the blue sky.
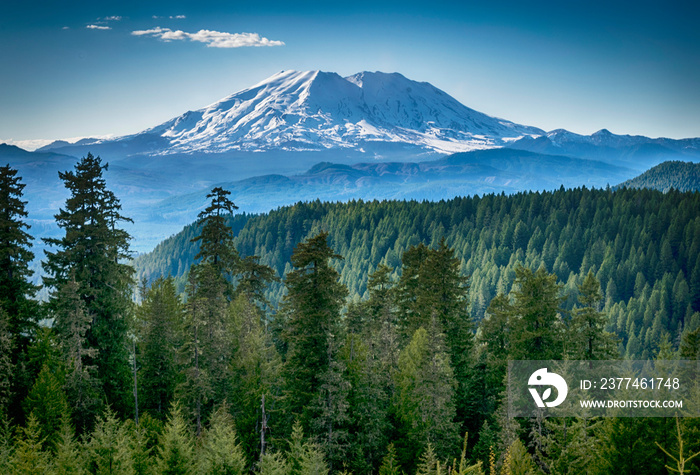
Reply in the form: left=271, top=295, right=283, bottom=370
left=1, top=0, right=698, bottom=148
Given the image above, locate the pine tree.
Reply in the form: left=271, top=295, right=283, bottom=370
left=10, top=413, right=50, bottom=475
left=236, top=255, right=279, bottom=311
left=286, top=421, right=329, bottom=475
left=0, top=165, right=38, bottom=423
left=568, top=271, right=617, bottom=360
left=51, top=413, right=86, bottom=475
left=281, top=232, right=348, bottom=429
left=500, top=439, right=536, bottom=475
left=508, top=265, right=565, bottom=361
left=22, top=364, right=69, bottom=449
left=123, top=418, right=155, bottom=475
left=198, top=405, right=247, bottom=475
left=378, top=444, right=401, bottom=475
left=137, top=277, right=182, bottom=421
left=42, top=153, right=134, bottom=416
left=394, top=325, right=459, bottom=471
left=395, top=240, right=475, bottom=432
left=415, top=444, right=439, bottom=475
left=0, top=164, right=38, bottom=350
left=259, top=451, right=289, bottom=475
left=191, top=187, right=239, bottom=281
left=178, top=270, right=213, bottom=437
left=52, top=274, right=101, bottom=433
left=85, top=408, right=135, bottom=475
left=155, top=403, right=195, bottom=475
left=227, top=294, right=282, bottom=462
left=310, top=354, right=351, bottom=470
left=341, top=330, right=392, bottom=474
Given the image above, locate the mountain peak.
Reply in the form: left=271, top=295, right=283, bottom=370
left=49, top=70, right=547, bottom=156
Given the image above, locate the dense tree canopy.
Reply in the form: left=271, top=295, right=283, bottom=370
left=2, top=154, right=700, bottom=474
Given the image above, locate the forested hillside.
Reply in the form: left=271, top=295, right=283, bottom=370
left=616, top=160, right=700, bottom=192
left=4, top=155, right=700, bottom=474
left=135, top=186, right=700, bottom=360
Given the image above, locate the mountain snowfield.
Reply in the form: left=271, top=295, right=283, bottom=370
left=89, top=70, right=545, bottom=155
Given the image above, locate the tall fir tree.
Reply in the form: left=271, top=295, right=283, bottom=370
left=42, top=153, right=134, bottom=415
left=52, top=274, right=101, bottom=434
left=191, top=186, right=239, bottom=282
left=508, top=264, right=565, bottom=361
left=178, top=270, right=214, bottom=437
left=0, top=165, right=39, bottom=423
left=0, top=164, right=38, bottom=347
left=395, top=240, right=476, bottom=434
left=227, top=294, right=282, bottom=462
left=281, top=231, right=348, bottom=431
left=85, top=408, right=135, bottom=475
left=10, top=413, right=50, bottom=475
left=393, top=324, right=459, bottom=472
left=137, top=277, right=183, bottom=421
left=567, top=271, right=618, bottom=360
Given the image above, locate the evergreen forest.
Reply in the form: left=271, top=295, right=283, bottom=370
left=2, top=153, right=700, bottom=474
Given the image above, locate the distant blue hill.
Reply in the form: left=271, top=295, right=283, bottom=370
left=615, top=161, right=700, bottom=192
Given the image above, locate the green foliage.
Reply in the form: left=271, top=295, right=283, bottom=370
left=43, top=153, right=134, bottom=416
left=227, top=294, right=282, bottom=462
left=51, top=414, right=85, bottom=475
left=0, top=164, right=38, bottom=424
left=286, top=421, right=330, bottom=475
left=0, top=164, right=38, bottom=351
left=135, top=187, right=700, bottom=361
left=22, top=364, right=69, bottom=449
left=281, top=232, right=348, bottom=429
left=508, top=265, right=565, bottom=360
left=85, top=408, right=135, bottom=475
left=500, top=438, right=536, bottom=475
left=10, top=413, right=50, bottom=475
left=154, top=403, right=195, bottom=475
left=260, top=451, right=290, bottom=475
left=617, top=160, right=700, bottom=193
left=655, top=417, right=700, bottom=474
left=198, top=405, right=247, bottom=475
left=137, top=276, right=183, bottom=421
left=192, top=186, right=240, bottom=278
left=52, top=274, right=101, bottom=433
left=415, top=444, right=439, bottom=475
left=567, top=271, right=617, bottom=360
left=0, top=307, right=13, bottom=417
left=378, top=443, right=401, bottom=475
left=394, top=326, right=459, bottom=471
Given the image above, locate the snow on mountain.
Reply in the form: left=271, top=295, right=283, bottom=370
left=134, top=70, right=544, bottom=155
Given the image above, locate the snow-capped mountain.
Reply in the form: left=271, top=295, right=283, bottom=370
left=40, top=70, right=544, bottom=156
left=145, top=70, right=544, bottom=154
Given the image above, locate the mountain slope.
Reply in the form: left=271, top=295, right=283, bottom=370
left=38, top=70, right=544, bottom=157
left=507, top=129, right=700, bottom=169
left=616, top=161, right=700, bottom=192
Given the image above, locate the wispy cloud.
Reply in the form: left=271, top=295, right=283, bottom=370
left=131, top=27, right=284, bottom=48
left=103, top=15, right=123, bottom=21
left=152, top=15, right=187, bottom=20
left=87, top=24, right=111, bottom=30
